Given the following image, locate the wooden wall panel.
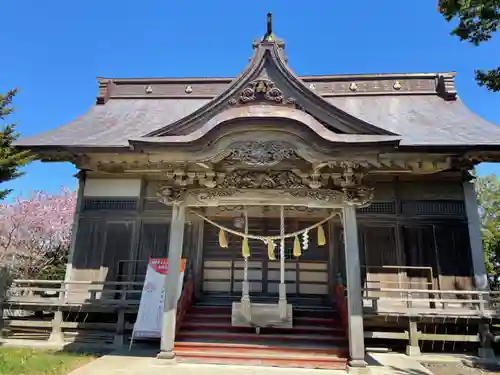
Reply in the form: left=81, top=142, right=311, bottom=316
left=434, top=224, right=473, bottom=292
left=134, top=222, right=170, bottom=279
left=102, top=221, right=134, bottom=284
left=71, top=217, right=105, bottom=282
left=401, top=225, right=437, bottom=295
left=360, top=225, right=400, bottom=297
left=398, top=181, right=464, bottom=200
left=400, top=224, right=474, bottom=294
left=201, top=217, right=330, bottom=296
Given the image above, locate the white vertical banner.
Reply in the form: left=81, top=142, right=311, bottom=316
left=131, top=258, right=186, bottom=340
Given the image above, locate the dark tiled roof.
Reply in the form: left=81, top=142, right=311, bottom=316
left=16, top=99, right=209, bottom=147
left=16, top=95, right=500, bottom=148
left=328, top=96, right=500, bottom=146
left=15, top=32, right=499, bottom=150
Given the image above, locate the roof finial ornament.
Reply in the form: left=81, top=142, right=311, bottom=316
left=264, top=12, right=273, bottom=41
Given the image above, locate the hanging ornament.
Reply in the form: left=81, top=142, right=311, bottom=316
left=242, top=237, right=250, bottom=258
left=219, top=229, right=228, bottom=248
left=293, top=235, right=302, bottom=257
left=317, top=224, right=326, bottom=246
left=267, top=239, right=276, bottom=260
left=302, top=229, right=309, bottom=250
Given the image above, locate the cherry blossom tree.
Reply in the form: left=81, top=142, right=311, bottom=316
left=0, top=187, right=76, bottom=279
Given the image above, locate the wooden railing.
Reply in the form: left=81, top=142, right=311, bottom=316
left=176, top=278, right=194, bottom=335
left=0, top=262, right=195, bottom=347
left=361, top=265, right=434, bottom=291
left=5, top=279, right=144, bottom=308
left=361, top=287, right=500, bottom=318
left=334, top=284, right=349, bottom=333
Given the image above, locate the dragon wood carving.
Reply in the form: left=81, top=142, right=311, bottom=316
left=227, top=141, right=297, bottom=167
left=219, top=170, right=306, bottom=189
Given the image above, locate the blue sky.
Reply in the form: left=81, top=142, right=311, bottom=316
left=2, top=0, right=499, bottom=198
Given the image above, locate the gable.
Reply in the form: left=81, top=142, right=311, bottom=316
left=144, top=42, right=396, bottom=139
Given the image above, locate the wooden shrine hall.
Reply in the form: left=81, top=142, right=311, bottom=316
left=12, top=13, right=500, bottom=373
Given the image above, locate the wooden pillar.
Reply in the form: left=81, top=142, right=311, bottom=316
left=64, top=171, right=86, bottom=283
left=328, top=219, right=337, bottom=302
left=157, top=204, right=186, bottom=361
left=462, top=181, right=488, bottom=291
left=49, top=291, right=65, bottom=344
left=48, top=310, right=64, bottom=344
left=342, top=205, right=367, bottom=371
left=406, top=317, right=421, bottom=356
left=193, top=219, right=205, bottom=299
left=463, top=180, right=494, bottom=358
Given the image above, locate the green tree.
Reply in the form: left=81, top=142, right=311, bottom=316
left=439, top=0, right=500, bottom=91
left=0, top=89, right=33, bottom=200
left=476, top=174, right=500, bottom=289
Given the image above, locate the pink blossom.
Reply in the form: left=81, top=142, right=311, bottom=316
left=0, top=187, right=76, bottom=275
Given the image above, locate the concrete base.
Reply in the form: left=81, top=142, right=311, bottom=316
left=406, top=345, right=421, bottom=357
left=347, top=359, right=370, bottom=375
left=156, top=350, right=177, bottom=364
left=48, top=332, right=64, bottom=344
left=477, top=347, right=496, bottom=359
left=113, top=335, right=124, bottom=348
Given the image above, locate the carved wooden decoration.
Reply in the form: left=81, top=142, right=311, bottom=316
left=226, top=141, right=297, bottom=166
left=238, top=79, right=284, bottom=104
left=219, top=170, right=306, bottom=189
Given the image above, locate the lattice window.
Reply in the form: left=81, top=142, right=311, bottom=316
left=401, top=200, right=465, bottom=217
left=82, top=198, right=138, bottom=211
left=358, top=201, right=396, bottom=215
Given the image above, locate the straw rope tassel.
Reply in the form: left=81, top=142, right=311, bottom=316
left=242, top=208, right=250, bottom=258
left=267, top=239, right=276, bottom=261
left=293, top=235, right=301, bottom=257
left=242, top=237, right=250, bottom=258
left=219, top=229, right=228, bottom=248
left=317, top=224, right=326, bottom=246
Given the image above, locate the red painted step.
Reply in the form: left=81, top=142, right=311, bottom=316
left=185, top=313, right=342, bottom=327
left=181, top=320, right=345, bottom=334
left=175, top=302, right=348, bottom=370
left=174, top=341, right=348, bottom=356
left=176, top=330, right=346, bottom=343
left=175, top=351, right=347, bottom=369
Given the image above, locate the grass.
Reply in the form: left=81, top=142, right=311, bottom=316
left=0, top=348, right=95, bottom=375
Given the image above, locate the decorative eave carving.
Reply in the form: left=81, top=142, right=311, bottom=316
left=236, top=79, right=284, bottom=104
left=342, top=186, right=374, bottom=207
left=156, top=185, right=187, bottom=205
left=156, top=185, right=374, bottom=208
left=156, top=167, right=375, bottom=208
left=219, top=170, right=307, bottom=189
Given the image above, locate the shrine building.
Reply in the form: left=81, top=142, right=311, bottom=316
left=15, top=14, right=500, bottom=372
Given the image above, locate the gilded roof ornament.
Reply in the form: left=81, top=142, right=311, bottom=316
left=393, top=80, right=402, bottom=90
left=263, top=12, right=273, bottom=41
left=349, top=82, right=358, bottom=92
